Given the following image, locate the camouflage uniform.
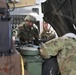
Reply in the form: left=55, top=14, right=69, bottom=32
left=41, top=29, right=56, bottom=40
left=41, top=35, right=76, bottom=75
left=41, top=23, right=56, bottom=40
left=17, top=15, right=39, bottom=43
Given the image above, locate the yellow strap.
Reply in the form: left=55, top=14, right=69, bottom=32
left=20, top=55, right=24, bottom=75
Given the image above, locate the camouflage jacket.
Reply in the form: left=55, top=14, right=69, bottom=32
left=41, top=29, right=56, bottom=40
left=41, top=37, right=76, bottom=75
left=17, top=23, right=39, bottom=42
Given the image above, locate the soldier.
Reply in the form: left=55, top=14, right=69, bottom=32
left=41, top=21, right=56, bottom=41
left=16, top=15, right=39, bottom=45
left=40, top=33, right=76, bottom=75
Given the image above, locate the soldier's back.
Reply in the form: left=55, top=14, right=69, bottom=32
left=57, top=38, right=76, bottom=75
left=41, top=37, right=76, bottom=75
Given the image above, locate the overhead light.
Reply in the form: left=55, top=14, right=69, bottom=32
left=29, top=13, right=39, bottom=17
left=7, top=0, right=20, bottom=3
left=15, top=0, right=20, bottom=3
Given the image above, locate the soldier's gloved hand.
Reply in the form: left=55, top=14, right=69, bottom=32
left=33, top=38, right=39, bottom=45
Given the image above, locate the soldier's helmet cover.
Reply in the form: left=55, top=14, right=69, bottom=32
left=24, top=15, right=36, bottom=23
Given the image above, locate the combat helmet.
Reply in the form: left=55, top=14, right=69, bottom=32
left=24, top=15, right=36, bottom=23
